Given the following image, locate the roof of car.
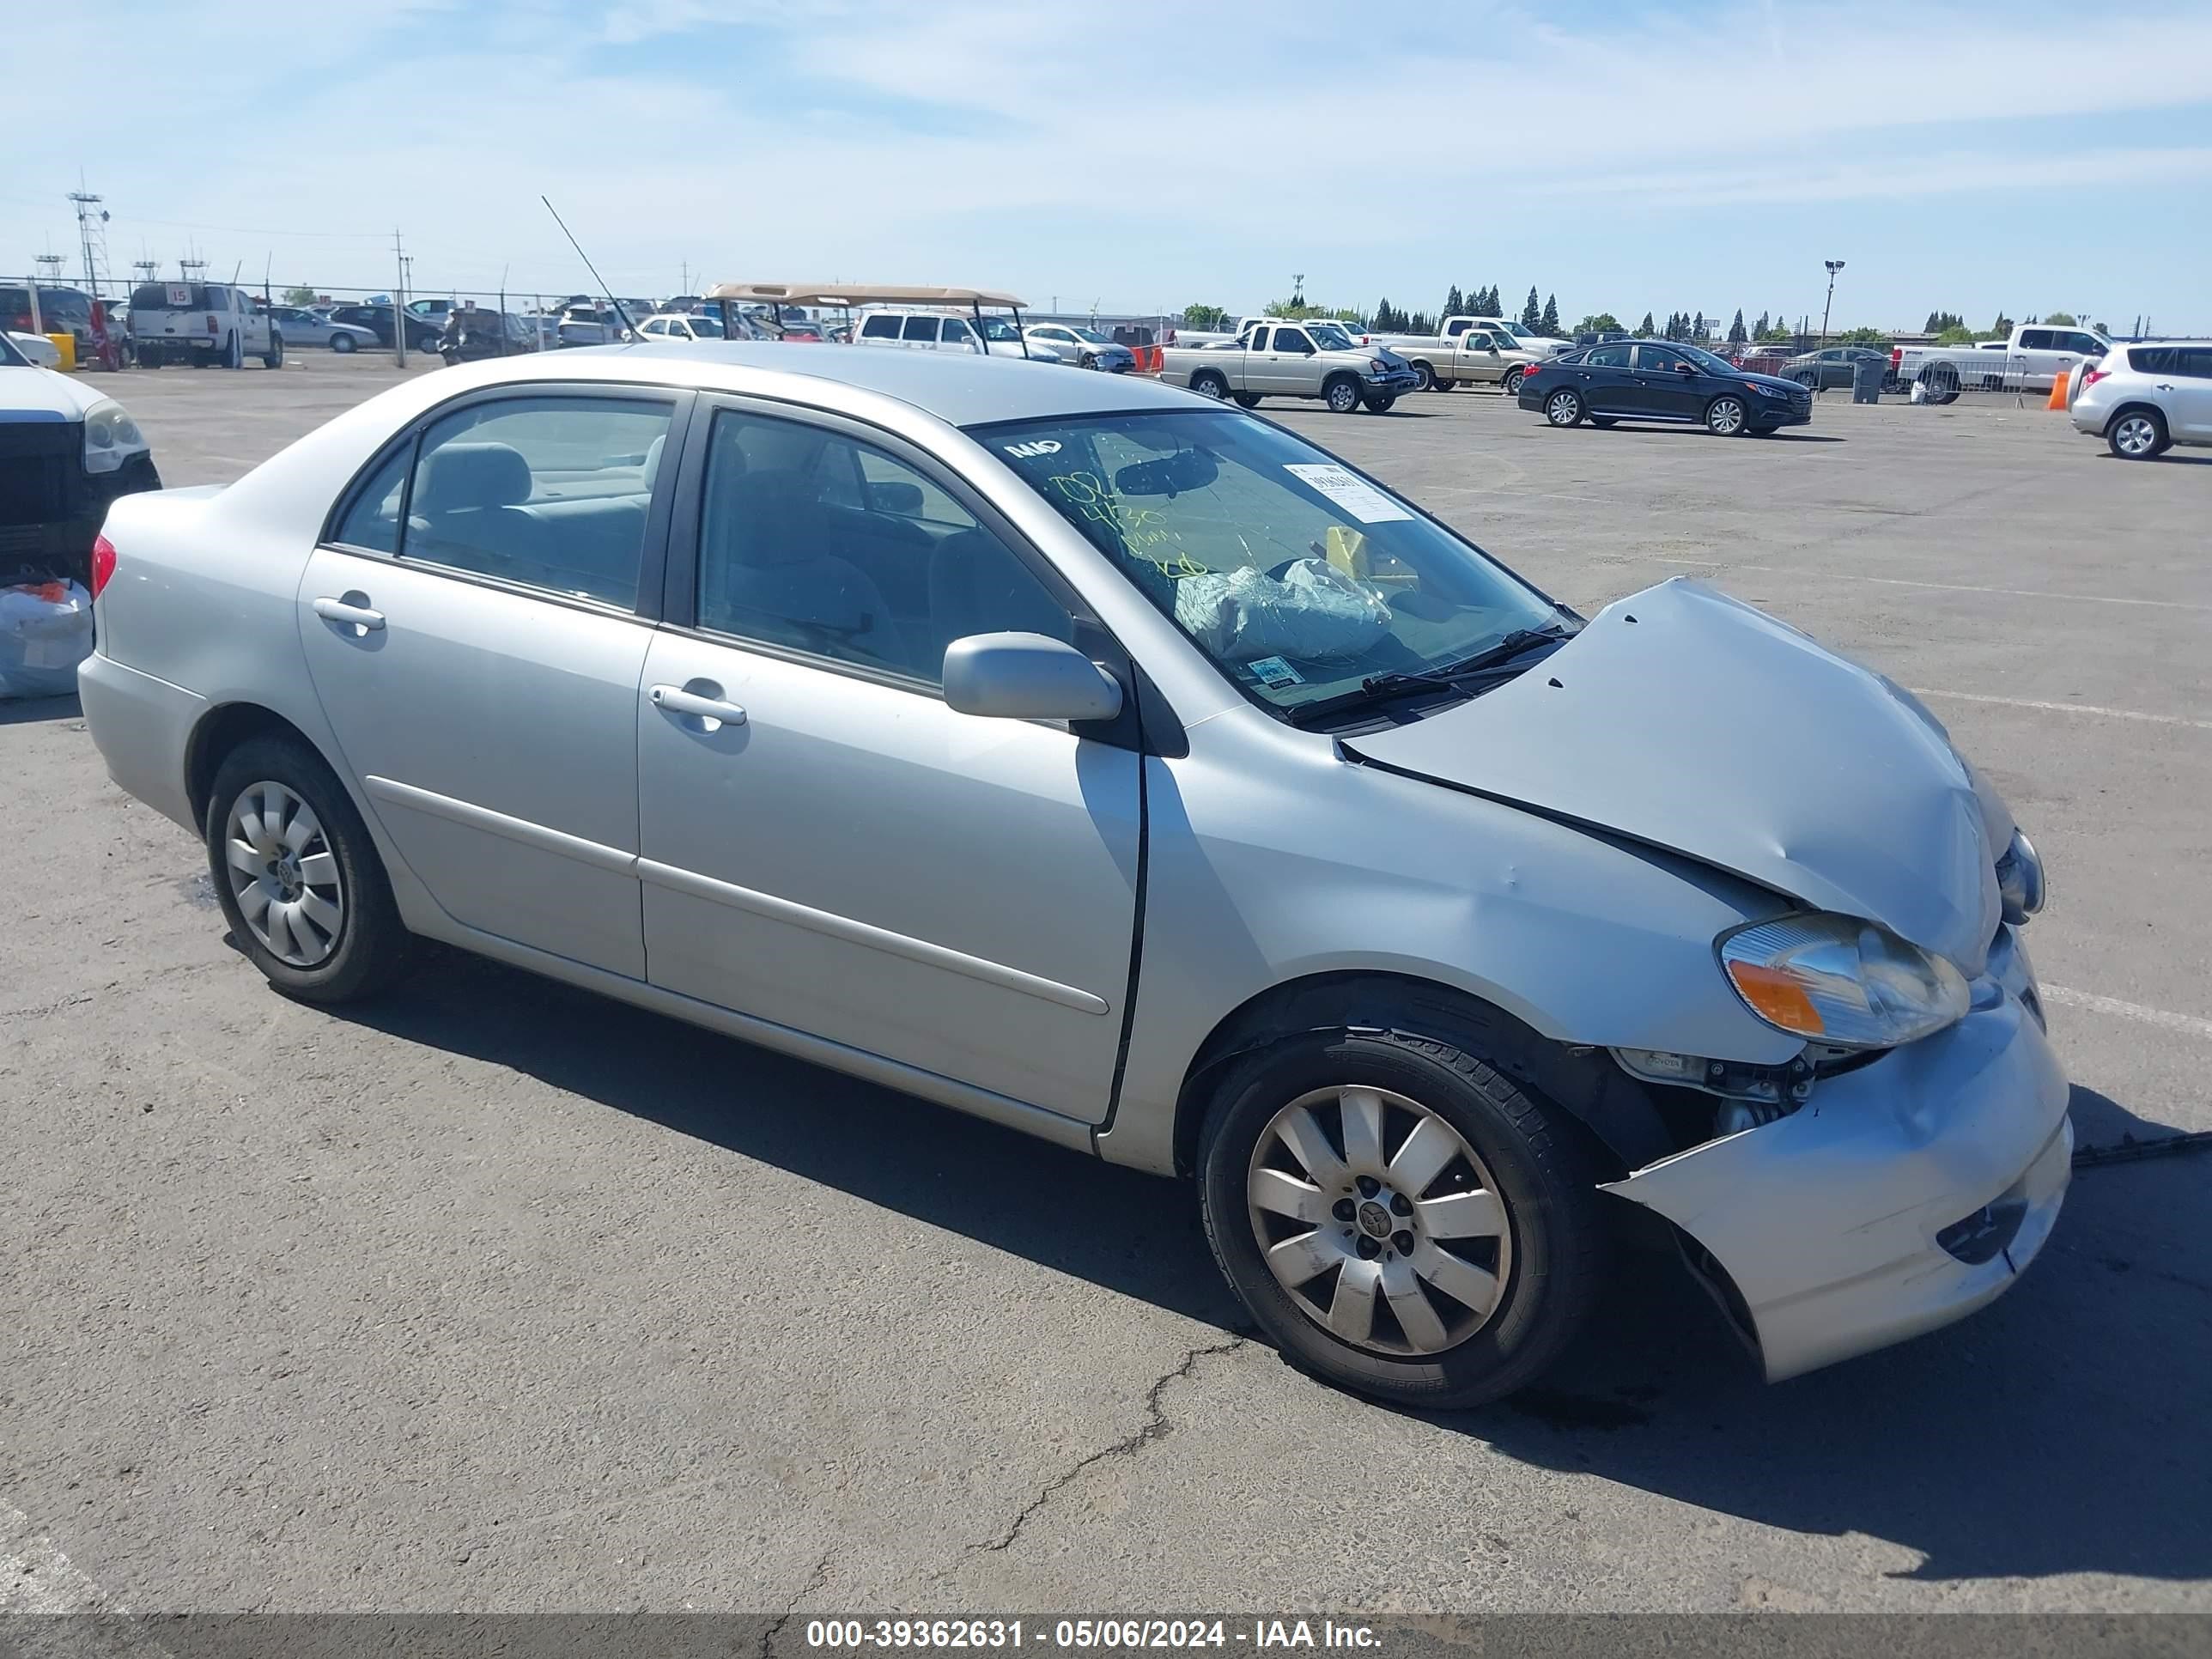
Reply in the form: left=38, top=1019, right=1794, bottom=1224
left=470, top=338, right=1199, bottom=425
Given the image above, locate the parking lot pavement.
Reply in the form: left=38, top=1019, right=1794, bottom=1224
left=4, top=356, right=2208, bottom=1614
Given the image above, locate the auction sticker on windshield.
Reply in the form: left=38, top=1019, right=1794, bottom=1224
left=1283, top=464, right=1413, bottom=524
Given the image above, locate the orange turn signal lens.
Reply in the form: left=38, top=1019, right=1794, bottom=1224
left=1723, top=961, right=1826, bottom=1036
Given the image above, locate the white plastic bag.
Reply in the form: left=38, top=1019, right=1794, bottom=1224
left=1173, top=557, right=1392, bottom=664
left=0, top=580, right=94, bottom=699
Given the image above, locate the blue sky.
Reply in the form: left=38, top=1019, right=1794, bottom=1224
left=7, top=0, right=2211, bottom=333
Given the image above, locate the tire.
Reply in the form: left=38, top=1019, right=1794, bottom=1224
left=1542, top=387, right=1583, bottom=427
left=262, top=334, right=283, bottom=370
left=1501, top=367, right=1526, bottom=397
left=331, top=331, right=357, bottom=354
left=1705, top=394, right=1748, bottom=435
left=1749, top=427, right=1779, bottom=437
left=1361, top=395, right=1396, bottom=413
left=1232, top=392, right=1262, bottom=409
left=1190, top=371, right=1230, bottom=400
left=1323, top=376, right=1362, bottom=414
left=1411, top=361, right=1437, bottom=392
left=2108, top=408, right=2166, bottom=460
left=1079, top=352, right=1097, bottom=370
left=223, top=331, right=243, bottom=370
left=136, top=347, right=161, bottom=369
left=204, top=736, right=413, bottom=1005
left=1587, top=416, right=1616, bottom=428
left=1198, top=1025, right=1607, bottom=1410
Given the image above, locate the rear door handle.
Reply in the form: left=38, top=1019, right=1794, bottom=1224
left=313, top=596, right=385, bottom=631
left=650, top=684, right=748, bottom=726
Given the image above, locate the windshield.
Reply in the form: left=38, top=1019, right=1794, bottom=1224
left=1069, top=326, right=1110, bottom=343
left=1498, top=322, right=1534, bottom=339
left=975, top=316, right=1023, bottom=342
left=1308, top=324, right=1356, bottom=349
left=975, top=410, right=1559, bottom=720
left=0, top=331, right=28, bottom=368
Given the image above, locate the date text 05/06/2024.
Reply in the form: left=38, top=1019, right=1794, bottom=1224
left=803, top=1620, right=1382, bottom=1650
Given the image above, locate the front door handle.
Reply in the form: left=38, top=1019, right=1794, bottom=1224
left=313, top=595, right=385, bottom=631
left=651, top=683, right=748, bottom=727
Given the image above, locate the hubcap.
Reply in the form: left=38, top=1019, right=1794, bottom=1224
left=2117, top=416, right=2155, bottom=455
left=1330, top=386, right=1356, bottom=410
left=223, top=781, right=344, bottom=968
left=1711, top=399, right=1743, bottom=434
left=1197, top=378, right=1224, bottom=398
left=1547, top=392, right=1577, bottom=424
left=1246, top=1085, right=1513, bottom=1357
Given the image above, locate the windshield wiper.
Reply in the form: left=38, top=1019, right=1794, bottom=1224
left=1285, top=623, right=1576, bottom=729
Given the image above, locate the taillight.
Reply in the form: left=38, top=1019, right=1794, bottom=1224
left=206, top=313, right=219, bottom=334
left=91, top=534, right=117, bottom=599
left=1522, top=362, right=1541, bottom=380
left=2081, top=364, right=2112, bottom=387
left=1890, top=347, right=1902, bottom=366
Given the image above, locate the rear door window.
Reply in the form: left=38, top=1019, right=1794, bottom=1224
left=1584, top=344, right=1631, bottom=368
left=393, top=396, right=674, bottom=610
left=901, top=315, right=939, bottom=342
left=2019, top=329, right=2057, bottom=351
left=1633, top=345, right=1685, bottom=372
left=860, top=314, right=901, bottom=340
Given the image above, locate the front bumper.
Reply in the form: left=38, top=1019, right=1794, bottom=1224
left=1751, top=398, right=1814, bottom=428
left=1602, top=930, right=2069, bottom=1382
left=1367, top=370, right=1423, bottom=397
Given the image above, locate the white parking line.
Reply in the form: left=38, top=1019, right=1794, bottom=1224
left=1651, top=557, right=2212, bottom=614
left=2, top=1499, right=109, bottom=1613
left=1909, top=689, right=2212, bottom=731
left=2043, top=986, right=2212, bottom=1042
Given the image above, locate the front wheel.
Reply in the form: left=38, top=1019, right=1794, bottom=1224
left=331, top=331, right=357, bottom=354
left=1199, top=1026, right=1607, bottom=1409
left=204, top=736, right=413, bottom=1005
left=1588, top=416, right=1617, bottom=428
left=2109, top=410, right=2166, bottom=459
left=262, top=334, right=283, bottom=370
left=1543, top=388, right=1583, bottom=427
left=1232, top=392, right=1262, bottom=409
left=1361, top=394, right=1396, bottom=413
left=1705, top=394, right=1748, bottom=435
left=1079, top=351, right=1097, bottom=370
left=223, top=331, right=243, bottom=369
left=1501, top=367, right=1527, bottom=396
left=1324, top=377, right=1363, bottom=414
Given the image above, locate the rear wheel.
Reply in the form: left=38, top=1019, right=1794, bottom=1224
left=2108, top=409, right=2166, bottom=459
left=1191, top=371, right=1230, bottom=400
left=1324, top=376, right=1363, bottom=414
left=1232, top=392, right=1262, bottom=409
left=1198, top=1025, right=1607, bottom=1409
left=1543, top=388, right=1583, bottom=427
left=223, top=331, right=243, bottom=369
left=262, top=333, right=283, bottom=370
left=204, top=737, right=413, bottom=1005
left=136, top=347, right=161, bottom=368
left=1705, top=394, right=1748, bottom=435
left=1411, top=362, right=1437, bottom=392
left=1501, top=366, right=1527, bottom=396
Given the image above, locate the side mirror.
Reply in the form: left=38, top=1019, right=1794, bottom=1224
left=943, top=633, right=1123, bottom=723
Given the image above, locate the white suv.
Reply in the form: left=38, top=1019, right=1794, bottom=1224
left=2071, top=341, right=2212, bottom=459
left=852, top=308, right=1063, bottom=363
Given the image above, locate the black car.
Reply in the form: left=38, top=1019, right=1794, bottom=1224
left=1516, top=340, right=1814, bottom=435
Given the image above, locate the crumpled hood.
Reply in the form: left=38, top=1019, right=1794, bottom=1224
left=1344, top=579, right=2002, bottom=972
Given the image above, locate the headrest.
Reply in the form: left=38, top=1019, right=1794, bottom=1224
left=642, top=433, right=665, bottom=489
left=416, top=442, right=531, bottom=514
left=725, top=469, right=822, bottom=568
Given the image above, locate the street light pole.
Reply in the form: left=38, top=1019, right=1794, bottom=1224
left=1821, top=259, right=1845, bottom=349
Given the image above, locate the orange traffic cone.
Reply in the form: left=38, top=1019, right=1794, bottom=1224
left=2046, top=371, right=2070, bottom=411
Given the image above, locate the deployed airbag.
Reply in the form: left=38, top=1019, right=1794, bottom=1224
left=1173, top=557, right=1391, bottom=663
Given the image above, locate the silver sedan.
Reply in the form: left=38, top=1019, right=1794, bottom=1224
left=78, top=343, right=2067, bottom=1408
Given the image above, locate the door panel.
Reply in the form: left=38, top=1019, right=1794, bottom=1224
left=1577, top=347, right=1635, bottom=414
left=635, top=634, right=1139, bottom=1117
left=298, top=548, right=651, bottom=974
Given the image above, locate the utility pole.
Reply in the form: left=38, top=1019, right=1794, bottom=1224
left=1820, top=259, right=1844, bottom=349
left=392, top=230, right=408, bottom=367
left=1291, top=272, right=1305, bottom=307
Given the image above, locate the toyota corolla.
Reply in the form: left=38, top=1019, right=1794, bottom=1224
left=78, top=343, right=2065, bottom=1407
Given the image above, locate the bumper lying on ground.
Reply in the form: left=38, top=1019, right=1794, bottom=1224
left=1602, top=933, right=2070, bottom=1382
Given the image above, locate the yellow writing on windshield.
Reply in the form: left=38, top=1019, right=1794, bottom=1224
left=1047, top=472, right=1209, bottom=578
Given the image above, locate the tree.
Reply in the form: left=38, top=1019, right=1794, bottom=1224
left=1183, top=303, right=1228, bottom=331
left=1692, top=310, right=1706, bottom=340
left=1540, top=294, right=1559, bottom=335
left=2044, top=311, right=2077, bottom=327
left=1480, top=284, right=1501, bottom=315
left=1444, top=285, right=1465, bottom=318
left=1756, top=319, right=1794, bottom=344
left=1924, top=309, right=1968, bottom=334
left=280, top=285, right=319, bottom=307
left=1936, top=324, right=1978, bottom=344
left=1990, top=311, right=2014, bottom=337
left=1836, top=325, right=1890, bottom=348
left=1408, top=311, right=1436, bottom=335
left=1753, top=310, right=1770, bottom=337
left=1521, top=287, right=1541, bottom=331
left=1638, top=312, right=1656, bottom=337
left=1728, top=307, right=1747, bottom=345
left=1572, top=313, right=1623, bottom=336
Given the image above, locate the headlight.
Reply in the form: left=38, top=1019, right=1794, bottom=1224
left=1995, top=830, right=2045, bottom=924
left=1749, top=381, right=1790, bottom=398
left=1717, top=914, right=1968, bottom=1048
left=81, top=398, right=144, bottom=475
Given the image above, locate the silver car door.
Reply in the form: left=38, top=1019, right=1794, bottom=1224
left=298, top=386, right=688, bottom=977
left=635, top=401, right=1140, bottom=1119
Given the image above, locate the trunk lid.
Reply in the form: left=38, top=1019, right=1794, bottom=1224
left=1342, top=579, right=2001, bottom=972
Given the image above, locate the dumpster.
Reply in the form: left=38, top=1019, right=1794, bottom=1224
left=1852, top=356, right=1882, bottom=404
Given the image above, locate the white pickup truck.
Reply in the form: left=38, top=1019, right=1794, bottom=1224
left=1893, top=324, right=2112, bottom=402
left=1155, top=320, right=1422, bottom=413
left=1376, top=314, right=1571, bottom=374
left=1373, top=322, right=1547, bottom=394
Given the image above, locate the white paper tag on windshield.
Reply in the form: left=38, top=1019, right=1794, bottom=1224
left=1246, top=655, right=1304, bottom=687
left=1284, top=464, right=1413, bottom=523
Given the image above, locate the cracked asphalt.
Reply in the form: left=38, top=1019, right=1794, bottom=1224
left=3, top=356, right=2208, bottom=1613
